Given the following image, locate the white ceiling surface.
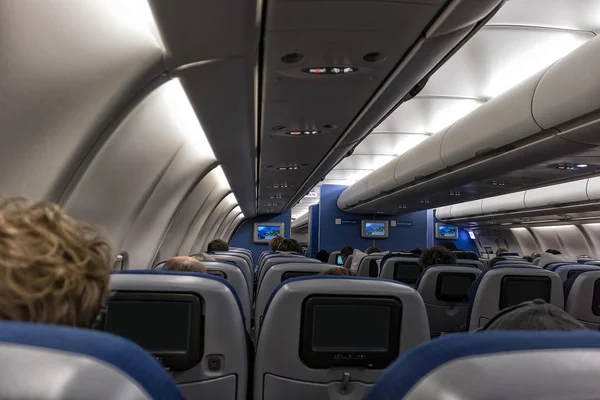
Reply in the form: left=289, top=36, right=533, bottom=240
left=291, top=0, right=600, bottom=218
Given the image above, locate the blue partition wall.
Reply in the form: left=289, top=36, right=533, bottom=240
left=318, top=185, right=428, bottom=253
left=308, top=204, right=319, bottom=258
left=433, top=214, right=479, bottom=254
left=230, top=210, right=291, bottom=263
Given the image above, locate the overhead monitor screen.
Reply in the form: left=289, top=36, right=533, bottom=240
left=253, top=222, right=284, bottom=244
left=435, top=224, right=458, bottom=240
left=393, top=262, right=422, bottom=284
left=436, top=272, right=476, bottom=302
left=336, top=254, right=344, bottom=265
left=361, top=220, right=389, bottom=239
left=300, top=296, right=401, bottom=369
left=105, top=301, right=191, bottom=352
left=499, top=276, right=551, bottom=309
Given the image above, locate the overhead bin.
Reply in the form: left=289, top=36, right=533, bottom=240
left=481, top=192, right=526, bottom=214
left=586, top=176, right=600, bottom=200
left=339, top=34, right=600, bottom=214
left=524, top=179, right=589, bottom=208
left=436, top=205, right=452, bottom=220
left=291, top=212, right=309, bottom=231
left=449, top=199, right=483, bottom=218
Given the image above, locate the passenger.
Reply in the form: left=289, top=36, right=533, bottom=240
left=319, top=267, right=357, bottom=276
left=419, top=246, right=457, bottom=267
left=410, top=248, right=422, bottom=255
left=191, top=252, right=216, bottom=261
left=546, top=248, right=562, bottom=255
left=269, top=235, right=285, bottom=251
left=496, top=247, right=509, bottom=256
left=523, top=255, right=534, bottom=263
left=0, top=199, right=111, bottom=328
left=340, top=246, right=354, bottom=263
left=316, top=250, right=330, bottom=263
left=290, top=238, right=303, bottom=253
left=163, top=256, right=207, bottom=274
left=479, top=299, right=586, bottom=331
left=207, top=239, right=229, bottom=252
left=277, top=239, right=297, bottom=252
left=365, top=246, right=381, bottom=255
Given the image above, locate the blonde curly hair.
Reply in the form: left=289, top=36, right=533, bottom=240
left=0, top=198, right=112, bottom=328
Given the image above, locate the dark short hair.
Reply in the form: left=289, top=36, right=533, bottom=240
left=340, top=246, right=354, bottom=262
left=419, top=246, right=457, bottom=267
left=277, top=239, right=296, bottom=252
left=410, top=248, right=422, bottom=255
left=290, top=238, right=302, bottom=253
left=319, top=267, right=357, bottom=276
left=207, top=239, right=229, bottom=252
left=365, top=247, right=381, bottom=255
left=269, top=236, right=285, bottom=251
left=546, top=249, right=562, bottom=255
left=316, top=250, right=330, bottom=263
left=482, top=299, right=586, bottom=331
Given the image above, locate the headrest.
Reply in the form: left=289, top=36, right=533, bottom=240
left=454, top=251, right=479, bottom=260
left=467, top=267, right=563, bottom=330
left=554, top=264, right=599, bottom=282
left=0, top=321, right=182, bottom=399
left=565, top=270, right=600, bottom=328
left=416, top=265, right=481, bottom=303
left=499, top=252, right=519, bottom=256
left=364, top=331, right=600, bottom=400
left=379, top=257, right=422, bottom=285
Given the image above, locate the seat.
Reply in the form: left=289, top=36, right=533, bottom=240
left=254, top=276, right=429, bottom=400
left=565, top=270, right=600, bottom=329
left=493, top=260, right=534, bottom=267
left=415, top=265, right=482, bottom=336
left=202, top=260, right=252, bottom=332
left=532, top=257, right=541, bottom=266
left=256, top=255, right=320, bottom=292
left=456, top=258, right=485, bottom=270
left=453, top=251, right=479, bottom=260
left=379, top=257, right=422, bottom=287
left=208, top=252, right=254, bottom=293
left=109, top=271, right=248, bottom=400
left=257, top=252, right=302, bottom=276
left=585, top=260, right=600, bottom=266
left=553, top=264, right=599, bottom=282
left=364, top=331, right=600, bottom=400
left=0, top=321, right=183, bottom=400
left=226, top=249, right=254, bottom=271
left=254, top=262, right=332, bottom=339
left=467, top=266, right=563, bottom=331
left=499, top=252, right=520, bottom=257
left=327, top=251, right=341, bottom=265
left=343, top=254, right=353, bottom=269
left=357, top=255, right=385, bottom=277
left=545, top=262, right=569, bottom=270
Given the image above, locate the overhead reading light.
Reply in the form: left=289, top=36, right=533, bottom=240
left=491, top=180, right=506, bottom=186
left=552, top=163, right=592, bottom=171
left=449, top=190, right=461, bottom=196
left=270, top=183, right=289, bottom=189
left=577, top=164, right=589, bottom=168
left=287, top=130, right=321, bottom=136
left=302, top=67, right=357, bottom=75
left=277, top=166, right=299, bottom=171
left=270, top=194, right=283, bottom=199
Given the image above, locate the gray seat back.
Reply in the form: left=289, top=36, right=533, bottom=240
left=566, top=270, right=600, bottom=329
left=226, top=250, right=254, bottom=271
left=379, top=257, right=422, bottom=287
left=416, top=265, right=481, bottom=336
left=468, top=267, right=563, bottom=331
left=209, top=252, right=253, bottom=293
left=109, top=273, right=248, bottom=400
left=257, top=256, right=320, bottom=291
left=343, top=254, right=354, bottom=269
left=203, top=260, right=252, bottom=332
left=554, top=264, right=600, bottom=282
left=533, top=257, right=541, bottom=265
left=328, top=251, right=341, bottom=265
left=456, top=258, right=485, bottom=270
left=357, top=255, right=384, bottom=277
left=254, top=262, right=332, bottom=339
left=254, top=277, right=429, bottom=400
left=585, top=260, right=600, bottom=266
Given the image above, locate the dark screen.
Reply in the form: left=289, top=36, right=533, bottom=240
left=337, top=255, right=344, bottom=265
left=281, top=271, right=318, bottom=282
left=393, top=262, right=422, bottom=284
left=312, top=304, right=390, bottom=351
left=105, top=301, right=191, bottom=352
left=500, top=276, right=551, bottom=309
left=437, top=273, right=476, bottom=301
left=593, top=279, right=600, bottom=316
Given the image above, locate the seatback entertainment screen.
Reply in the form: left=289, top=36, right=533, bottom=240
left=499, top=276, right=551, bottom=309
left=435, top=272, right=477, bottom=302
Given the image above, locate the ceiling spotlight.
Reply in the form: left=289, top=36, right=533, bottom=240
left=577, top=164, right=589, bottom=168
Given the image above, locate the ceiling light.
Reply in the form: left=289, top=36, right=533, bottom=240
left=429, top=99, right=484, bottom=133
left=577, top=164, right=589, bottom=168
left=500, top=222, right=513, bottom=226
left=213, top=166, right=231, bottom=190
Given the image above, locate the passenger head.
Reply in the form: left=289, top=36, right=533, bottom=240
left=319, top=267, right=357, bottom=276
left=207, top=239, right=229, bottom=252
left=191, top=252, right=216, bottom=261
left=269, top=236, right=285, bottom=251
left=410, top=248, right=422, bottom=255
left=290, top=238, right=303, bottom=253
left=419, top=246, right=457, bottom=267
left=340, top=246, right=354, bottom=262
left=523, top=255, right=534, bottom=263
left=277, top=239, right=296, bottom=252
left=365, top=246, right=381, bottom=255
left=316, top=250, right=330, bottom=263
left=546, top=248, right=562, bottom=255
left=163, top=256, right=207, bottom=274
left=496, top=247, right=509, bottom=256
left=0, top=199, right=111, bottom=328
left=480, top=299, right=587, bottom=331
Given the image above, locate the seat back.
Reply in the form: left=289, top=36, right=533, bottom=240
left=364, top=331, right=600, bottom=400
left=255, top=276, right=429, bottom=400
left=499, top=252, right=520, bottom=257
left=256, top=256, right=320, bottom=291
left=585, top=260, right=600, bottom=266
left=493, top=260, right=533, bottom=267
left=565, top=270, right=600, bottom=329
left=379, top=257, right=422, bottom=287
left=327, top=251, right=341, bottom=265
left=254, top=262, right=331, bottom=339
left=416, top=265, right=481, bottom=336
left=456, top=258, right=485, bottom=270
left=467, top=266, right=563, bottom=331
left=209, top=252, right=253, bottom=292
left=343, top=254, right=354, bottom=269
left=109, top=271, right=248, bottom=400
left=554, top=264, right=600, bottom=282
left=225, top=249, right=254, bottom=269
left=0, top=321, right=183, bottom=400
left=533, top=257, right=541, bottom=266
left=357, top=255, right=385, bottom=277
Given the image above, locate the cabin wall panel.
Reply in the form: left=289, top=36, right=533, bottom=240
left=579, top=224, right=600, bottom=258
left=530, top=225, right=592, bottom=257
left=193, top=199, right=238, bottom=254
left=224, top=215, right=245, bottom=242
